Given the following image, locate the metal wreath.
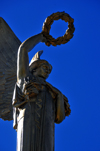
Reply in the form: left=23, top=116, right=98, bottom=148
left=42, top=12, right=75, bottom=46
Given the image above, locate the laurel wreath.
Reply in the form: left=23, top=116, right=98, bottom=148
left=42, top=12, right=75, bottom=46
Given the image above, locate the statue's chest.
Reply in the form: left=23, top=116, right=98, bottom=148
left=18, top=86, right=54, bottom=122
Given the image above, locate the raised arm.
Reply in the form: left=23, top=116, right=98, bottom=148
left=17, top=33, right=44, bottom=83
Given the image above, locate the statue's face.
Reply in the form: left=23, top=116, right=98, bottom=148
left=33, top=63, right=51, bottom=79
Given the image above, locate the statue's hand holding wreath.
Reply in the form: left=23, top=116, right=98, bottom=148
left=41, top=33, right=47, bottom=43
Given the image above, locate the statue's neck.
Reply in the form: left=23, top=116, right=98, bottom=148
left=37, top=76, right=46, bottom=85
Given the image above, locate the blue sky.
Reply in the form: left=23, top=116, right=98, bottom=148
left=0, top=0, right=100, bottom=151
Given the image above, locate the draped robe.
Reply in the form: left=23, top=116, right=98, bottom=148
left=12, top=78, right=65, bottom=151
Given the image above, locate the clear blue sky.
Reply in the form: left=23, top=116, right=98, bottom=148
left=0, top=0, right=100, bottom=151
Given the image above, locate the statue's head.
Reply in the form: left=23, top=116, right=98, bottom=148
left=29, top=51, right=52, bottom=79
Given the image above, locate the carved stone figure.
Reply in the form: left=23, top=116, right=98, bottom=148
left=0, top=14, right=72, bottom=151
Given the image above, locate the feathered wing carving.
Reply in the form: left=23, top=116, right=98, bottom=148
left=0, top=17, right=21, bottom=121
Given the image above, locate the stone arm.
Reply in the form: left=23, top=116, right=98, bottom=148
left=17, top=33, right=44, bottom=84
left=55, top=90, right=65, bottom=123
left=46, top=82, right=65, bottom=123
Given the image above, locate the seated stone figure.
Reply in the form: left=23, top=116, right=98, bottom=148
left=12, top=33, right=68, bottom=151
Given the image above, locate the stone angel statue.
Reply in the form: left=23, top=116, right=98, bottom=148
left=0, top=17, right=71, bottom=151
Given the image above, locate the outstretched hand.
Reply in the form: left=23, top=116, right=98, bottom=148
left=41, top=32, right=47, bottom=43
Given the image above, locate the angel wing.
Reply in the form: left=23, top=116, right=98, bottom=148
left=0, top=17, right=21, bottom=121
